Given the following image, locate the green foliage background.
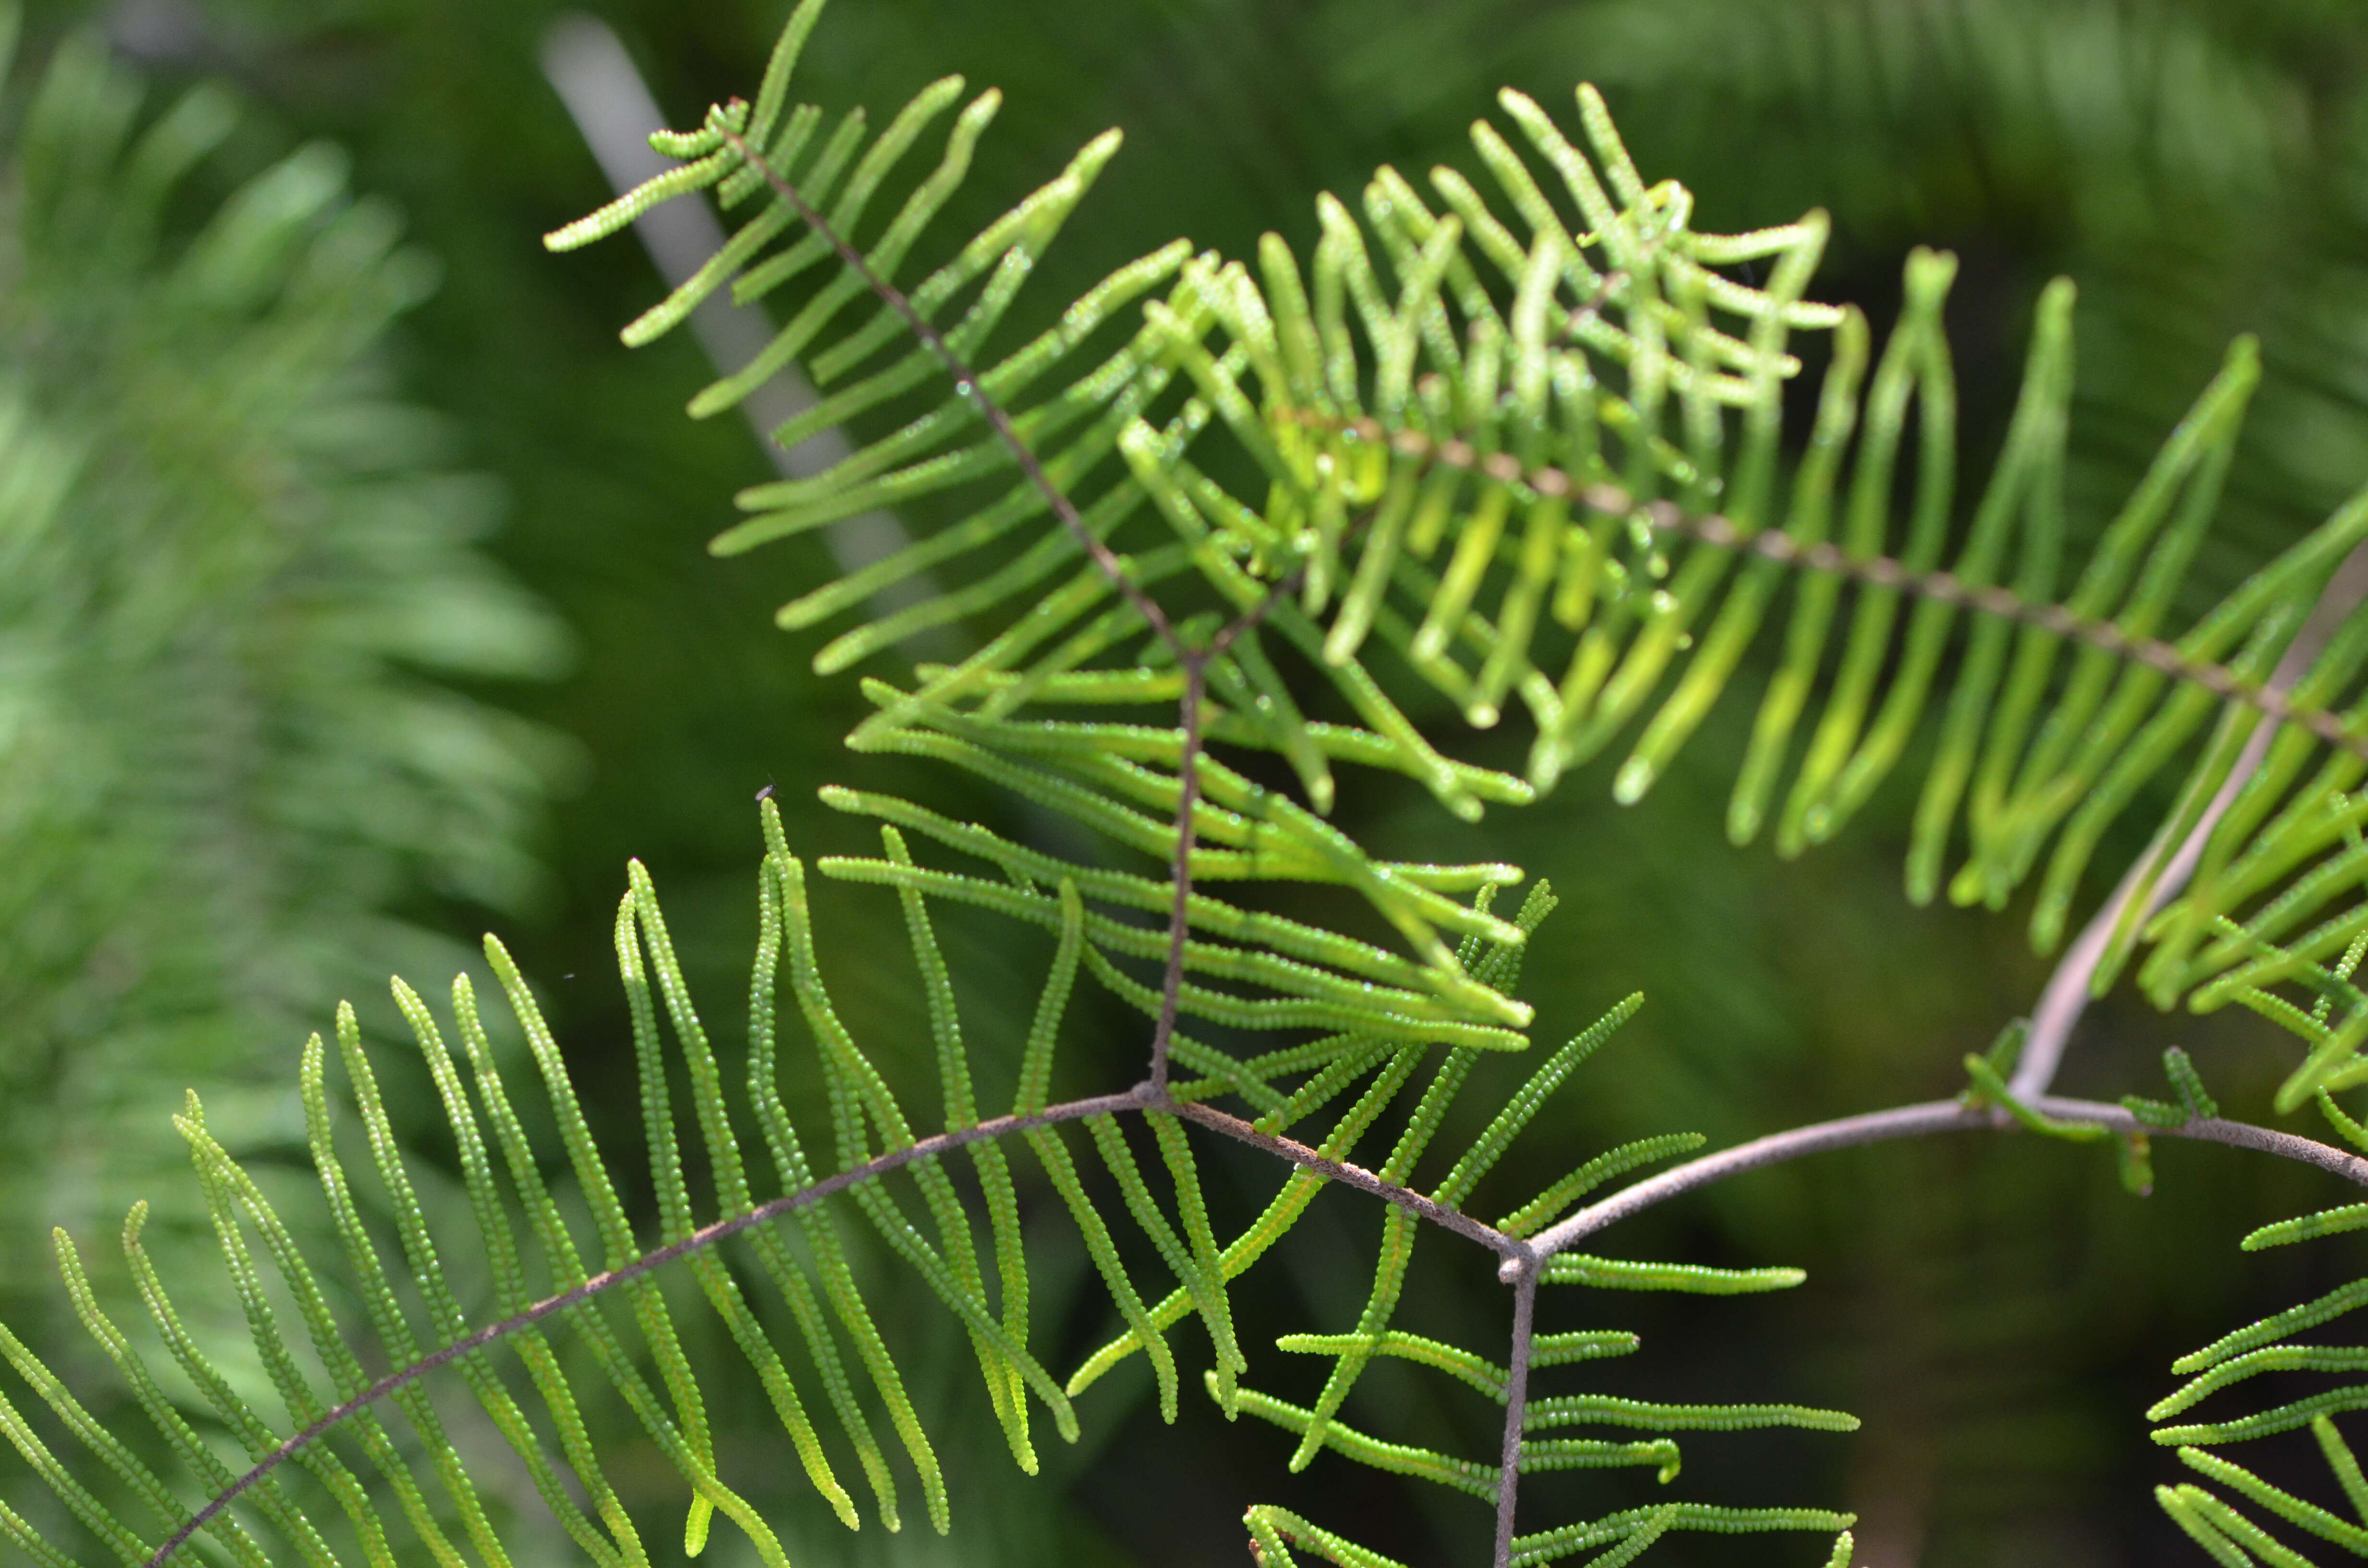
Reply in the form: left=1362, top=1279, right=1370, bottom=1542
left=11, top=0, right=2368, bottom=1564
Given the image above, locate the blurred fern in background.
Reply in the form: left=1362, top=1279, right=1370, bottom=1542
left=0, top=12, right=568, bottom=1378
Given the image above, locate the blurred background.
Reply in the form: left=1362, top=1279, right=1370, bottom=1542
left=6, top=1, right=2368, bottom=1565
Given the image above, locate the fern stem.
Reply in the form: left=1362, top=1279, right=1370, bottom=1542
left=1519, top=1098, right=2368, bottom=1267
left=1144, top=564, right=1317, bottom=1091
left=1167, top=1097, right=1524, bottom=1256
left=1494, top=1262, right=1541, bottom=1568
left=1150, top=651, right=1207, bottom=1094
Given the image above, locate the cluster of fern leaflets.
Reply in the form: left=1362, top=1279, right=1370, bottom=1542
left=2118, top=933, right=2368, bottom=1565
left=19, top=0, right=2368, bottom=1562
left=549, top=0, right=2368, bottom=999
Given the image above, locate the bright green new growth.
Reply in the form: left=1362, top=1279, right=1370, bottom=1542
left=558, top=0, right=2368, bottom=1040
left=17, top=0, right=2368, bottom=1562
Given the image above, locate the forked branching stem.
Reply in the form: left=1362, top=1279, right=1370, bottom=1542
left=1494, top=1262, right=1541, bottom=1568
left=140, top=1074, right=2368, bottom=1568
left=1169, top=1097, right=1522, bottom=1255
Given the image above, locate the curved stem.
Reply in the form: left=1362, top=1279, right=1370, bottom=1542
left=2010, top=539, right=2368, bottom=1100
left=1521, top=1096, right=2368, bottom=1265
left=2008, top=854, right=2170, bottom=1103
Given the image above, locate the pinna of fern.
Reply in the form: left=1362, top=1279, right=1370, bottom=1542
left=2094, top=960, right=2368, bottom=1567
left=545, top=0, right=2368, bottom=1014
left=0, top=796, right=1852, bottom=1568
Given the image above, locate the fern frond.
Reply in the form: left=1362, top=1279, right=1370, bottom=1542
left=2141, top=1029, right=2368, bottom=1565
left=0, top=789, right=1826, bottom=1567
left=50, top=0, right=2368, bottom=1559
left=581, top=0, right=2368, bottom=1034
left=1254, top=178, right=2368, bottom=977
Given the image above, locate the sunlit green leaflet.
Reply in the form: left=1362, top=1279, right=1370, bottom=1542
left=1207, top=126, right=2368, bottom=996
